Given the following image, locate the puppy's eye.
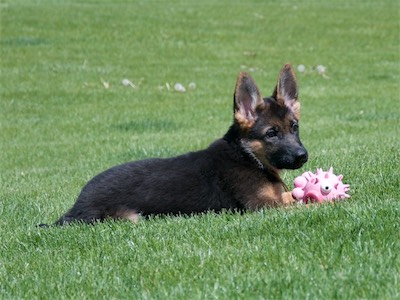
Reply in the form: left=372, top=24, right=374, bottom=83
left=265, top=128, right=278, bottom=138
left=291, top=122, right=299, bottom=132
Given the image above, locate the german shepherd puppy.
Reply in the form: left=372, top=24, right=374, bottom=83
left=53, top=64, right=308, bottom=225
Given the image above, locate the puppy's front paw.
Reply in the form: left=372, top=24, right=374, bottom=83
left=282, top=191, right=295, bottom=206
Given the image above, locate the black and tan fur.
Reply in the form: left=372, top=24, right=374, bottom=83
left=51, top=64, right=308, bottom=225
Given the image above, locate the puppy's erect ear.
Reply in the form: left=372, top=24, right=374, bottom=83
left=234, top=72, right=263, bottom=129
left=272, top=64, right=300, bottom=119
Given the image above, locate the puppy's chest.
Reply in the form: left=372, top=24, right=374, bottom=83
left=228, top=170, right=284, bottom=210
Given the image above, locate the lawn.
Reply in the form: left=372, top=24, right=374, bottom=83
left=1, top=0, right=399, bottom=299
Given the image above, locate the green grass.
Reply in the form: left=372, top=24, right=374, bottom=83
left=1, top=0, right=399, bottom=299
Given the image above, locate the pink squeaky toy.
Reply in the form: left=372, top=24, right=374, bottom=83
left=292, top=167, right=350, bottom=204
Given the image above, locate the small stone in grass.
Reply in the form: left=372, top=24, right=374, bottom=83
left=188, top=82, right=196, bottom=90
left=316, top=65, right=326, bottom=75
left=297, top=64, right=305, bottom=73
left=122, top=79, right=137, bottom=89
left=174, top=83, right=186, bottom=92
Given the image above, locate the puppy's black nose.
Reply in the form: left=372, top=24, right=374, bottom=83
left=296, top=148, right=308, bottom=165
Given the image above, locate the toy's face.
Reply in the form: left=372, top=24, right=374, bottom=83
left=302, top=177, right=342, bottom=203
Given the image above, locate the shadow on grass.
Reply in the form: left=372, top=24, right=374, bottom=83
left=113, top=119, right=179, bottom=133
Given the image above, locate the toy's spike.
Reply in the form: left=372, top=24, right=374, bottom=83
left=334, top=183, right=339, bottom=189
left=328, top=166, right=333, bottom=174
left=338, top=174, right=343, bottom=181
left=316, top=168, right=322, bottom=175
left=325, top=172, right=329, bottom=179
